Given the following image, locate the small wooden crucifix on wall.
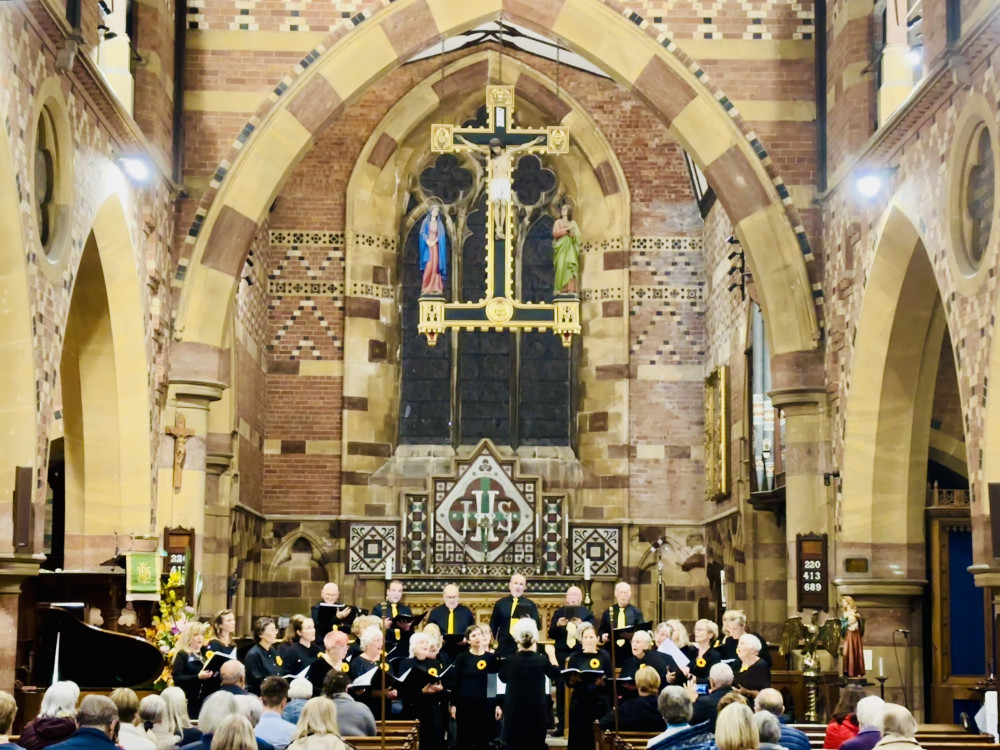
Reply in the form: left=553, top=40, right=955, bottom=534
left=165, top=413, right=194, bottom=490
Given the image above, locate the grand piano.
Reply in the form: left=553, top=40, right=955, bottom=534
left=33, top=604, right=164, bottom=688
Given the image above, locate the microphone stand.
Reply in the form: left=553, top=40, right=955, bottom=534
left=380, top=582, right=390, bottom=750
left=609, top=606, right=620, bottom=736
left=656, top=562, right=664, bottom=624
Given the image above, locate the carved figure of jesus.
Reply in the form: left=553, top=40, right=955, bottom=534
left=457, top=135, right=543, bottom=238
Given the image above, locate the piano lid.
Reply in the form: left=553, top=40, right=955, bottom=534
left=36, top=606, right=164, bottom=688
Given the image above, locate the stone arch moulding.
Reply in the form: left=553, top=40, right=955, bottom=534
left=840, top=200, right=954, bottom=582
left=0, top=101, right=38, bottom=545
left=267, top=528, right=334, bottom=582
left=173, top=0, right=820, bottom=359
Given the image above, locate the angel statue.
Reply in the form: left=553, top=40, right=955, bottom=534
left=779, top=610, right=841, bottom=675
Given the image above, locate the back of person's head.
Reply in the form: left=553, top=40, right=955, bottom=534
left=160, top=687, right=193, bottom=732
left=291, top=698, right=340, bottom=742
left=0, top=691, right=18, bottom=735
left=635, top=666, right=661, bottom=695
left=287, top=678, right=313, bottom=701
left=259, top=676, right=289, bottom=709
left=512, top=618, right=539, bottom=649
left=110, top=688, right=141, bottom=725
left=855, top=695, right=886, bottom=731
left=220, top=660, right=246, bottom=686
left=198, top=691, right=238, bottom=734
left=709, top=662, right=734, bottom=688
left=753, top=688, right=784, bottom=715
left=209, top=715, right=256, bottom=750
left=716, top=691, right=748, bottom=714
left=39, top=681, right=80, bottom=719
left=77, top=695, right=118, bottom=731
left=657, top=686, right=693, bottom=726
left=832, top=684, right=866, bottom=722
left=754, top=711, right=782, bottom=743
left=714, top=703, right=759, bottom=750
left=138, top=694, right=166, bottom=727
left=233, top=695, right=262, bottom=727
left=881, top=703, right=917, bottom=738
left=321, top=670, right=350, bottom=698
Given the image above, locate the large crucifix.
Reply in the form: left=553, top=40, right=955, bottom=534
left=165, top=412, right=194, bottom=491
left=418, top=85, right=581, bottom=347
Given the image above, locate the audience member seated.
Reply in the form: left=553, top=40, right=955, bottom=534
left=254, top=678, right=295, bottom=750
left=714, top=703, right=759, bottom=750
left=824, top=685, right=864, bottom=748
left=754, top=711, right=785, bottom=750
left=732, top=635, right=770, bottom=698
left=0, top=690, right=25, bottom=750
left=753, top=689, right=809, bottom=750
left=866, top=704, right=919, bottom=750
left=716, top=692, right=749, bottom=715
left=138, top=695, right=179, bottom=750
left=285, top=699, right=351, bottom=750
left=208, top=716, right=257, bottom=750
left=840, top=696, right=885, bottom=750
left=180, top=692, right=239, bottom=750
left=320, top=673, right=375, bottom=737
left=646, top=686, right=712, bottom=750
left=280, top=680, right=311, bottom=726
left=109, top=689, right=156, bottom=750
left=685, top=663, right=734, bottom=730
left=219, top=663, right=249, bottom=696
left=161, top=688, right=202, bottom=747
left=48, top=696, right=119, bottom=750
left=600, top=665, right=665, bottom=731
left=233, top=697, right=274, bottom=750
left=20, top=681, right=80, bottom=750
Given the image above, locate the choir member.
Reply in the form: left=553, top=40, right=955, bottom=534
left=371, top=580, right=412, bottom=655
left=348, top=626, right=396, bottom=720
left=665, top=620, right=696, bottom=663
left=172, top=623, right=214, bottom=718
left=717, top=609, right=771, bottom=666
left=395, top=633, right=447, bottom=750
left=497, top=619, right=561, bottom=750
left=447, top=625, right=500, bottom=750
left=548, top=585, right=593, bottom=737
left=620, top=631, right=679, bottom=692
left=564, top=623, right=611, bottom=750
left=208, top=610, right=237, bottom=654
left=244, top=617, right=283, bottom=695
left=689, top=619, right=722, bottom=684
left=307, top=632, right=350, bottom=697
left=732, top=634, right=771, bottom=697
left=310, top=583, right=354, bottom=640
left=489, top=573, right=541, bottom=658
left=427, top=584, right=476, bottom=659
left=598, top=581, right=644, bottom=667
left=599, top=663, right=665, bottom=732
left=279, top=615, right=321, bottom=676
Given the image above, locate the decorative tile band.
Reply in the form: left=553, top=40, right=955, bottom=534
left=630, top=285, right=704, bottom=302
left=269, top=230, right=346, bottom=248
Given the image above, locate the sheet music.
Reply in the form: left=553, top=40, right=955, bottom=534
left=657, top=639, right=690, bottom=669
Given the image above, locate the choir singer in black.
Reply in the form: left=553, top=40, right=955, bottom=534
left=598, top=581, right=644, bottom=667
left=371, top=579, right=412, bottom=654
left=498, top=619, right=561, bottom=750
left=427, top=584, right=476, bottom=659
left=548, top=585, right=593, bottom=737
left=489, top=573, right=541, bottom=658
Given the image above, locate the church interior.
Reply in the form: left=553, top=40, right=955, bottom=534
left=2, top=0, right=1000, bottom=730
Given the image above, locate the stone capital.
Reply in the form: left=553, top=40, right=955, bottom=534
left=0, top=554, right=44, bottom=594
left=833, top=577, right=928, bottom=602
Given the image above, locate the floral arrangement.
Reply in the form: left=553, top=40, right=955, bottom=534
left=144, top=570, right=197, bottom=689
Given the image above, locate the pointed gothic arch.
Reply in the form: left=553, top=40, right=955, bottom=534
left=172, top=0, right=819, bottom=363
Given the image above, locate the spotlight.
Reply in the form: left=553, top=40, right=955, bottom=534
left=119, top=156, right=151, bottom=184
left=906, top=44, right=923, bottom=66
left=855, top=173, right=883, bottom=198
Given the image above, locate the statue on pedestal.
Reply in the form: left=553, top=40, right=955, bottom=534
left=552, top=203, right=580, bottom=295
left=839, top=595, right=866, bottom=678
left=419, top=204, right=448, bottom=295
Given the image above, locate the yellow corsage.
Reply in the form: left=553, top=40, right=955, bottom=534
left=638, top=663, right=647, bottom=670
left=740, top=664, right=749, bottom=672
left=477, top=660, right=487, bottom=671
left=381, top=663, right=390, bottom=672
left=276, top=656, right=283, bottom=667
left=590, top=658, right=601, bottom=669
left=205, top=651, right=215, bottom=661
left=341, top=663, right=350, bottom=672
left=428, top=667, right=439, bottom=677
left=696, top=657, right=707, bottom=668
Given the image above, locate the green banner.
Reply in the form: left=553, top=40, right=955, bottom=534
left=126, top=551, right=161, bottom=601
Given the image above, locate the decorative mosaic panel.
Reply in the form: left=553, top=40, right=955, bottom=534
left=540, top=495, right=566, bottom=575
left=347, top=523, right=398, bottom=575
left=401, top=495, right=428, bottom=574
left=570, top=526, right=621, bottom=577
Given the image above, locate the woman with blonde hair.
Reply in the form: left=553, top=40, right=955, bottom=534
left=160, top=687, right=202, bottom=746
left=139, top=694, right=180, bottom=750
left=19, top=681, right=79, bottom=750
left=715, top=703, right=759, bottom=750
left=286, top=698, right=351, bottom=750
left=209, top=715, right=256, bottom=750
left=690, top=619, right=722, bottom=683
left=173, top=622, right=214, bottom=718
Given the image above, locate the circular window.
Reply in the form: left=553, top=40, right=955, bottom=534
left=29, top=81, right=73, bottom=270
left=949, top=97, right=998, bottom=288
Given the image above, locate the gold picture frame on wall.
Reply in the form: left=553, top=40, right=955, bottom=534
left=705, top=365, right=730, bottom=501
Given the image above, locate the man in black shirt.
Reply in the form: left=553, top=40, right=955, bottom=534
left=489, top=573, right=541, bottom=658
left=598, top=581, right=644, bottom=667
left=371, top=579, right=412, bottom=654
left=548, top=585, right=594, bottom=736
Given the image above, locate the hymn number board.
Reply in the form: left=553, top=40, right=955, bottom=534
left=796, top=533, right=828, bottom=611
left=164, top=527, right=195, bottom=600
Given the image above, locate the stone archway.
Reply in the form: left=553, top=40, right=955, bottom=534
left=173, top=0, right=819, bottom=362
left=0, top=109, right=36, bottom=556
left=61, top=194, right=153, bottom=568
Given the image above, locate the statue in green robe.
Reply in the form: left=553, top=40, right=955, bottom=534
left=552, top=203, right=580, bottom=294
